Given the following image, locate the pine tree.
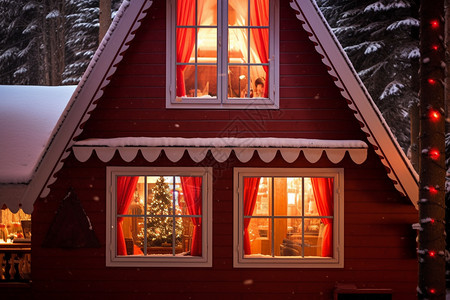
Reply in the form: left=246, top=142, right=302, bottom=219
left=0, top=0, right=43, bottom=84
left=317, top=0, right=420, bottom=151
left=63, top=0, right=122, bottom=84
left=137, top=176, right=183, bottom=248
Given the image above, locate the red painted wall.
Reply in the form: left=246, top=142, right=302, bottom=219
left=31, top=1, right=418, bottom=299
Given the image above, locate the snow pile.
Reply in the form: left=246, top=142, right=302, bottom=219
left=0, top=85, right=75, bottom=184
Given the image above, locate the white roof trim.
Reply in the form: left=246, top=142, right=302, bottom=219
left=72, top=137, right=368, bottom=165
left=290, top=0, right=419, bottom=207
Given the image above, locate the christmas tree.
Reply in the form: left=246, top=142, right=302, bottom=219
left=137, top=176, right=183, bottom=249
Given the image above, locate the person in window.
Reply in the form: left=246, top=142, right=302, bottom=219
left=254, top=77, right=265, bottom=98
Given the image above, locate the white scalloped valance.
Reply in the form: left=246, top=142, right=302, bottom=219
left=72, top=137, right=368, bottom=164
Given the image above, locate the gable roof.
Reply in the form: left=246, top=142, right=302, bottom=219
left=6, top=0, right=418, bottom=213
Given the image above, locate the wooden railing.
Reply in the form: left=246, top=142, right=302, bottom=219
left=0, top=243, right=31, bottom=282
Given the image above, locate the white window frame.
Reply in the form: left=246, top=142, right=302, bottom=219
left=233, top=168, right=344, bottom=268
left=106, top=166, right=213, bottom=267
left=166, top=0, right=279, bottom=109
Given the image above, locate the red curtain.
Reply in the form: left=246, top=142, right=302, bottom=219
left=176, top=0, right=196, bottom=97
left=250, top=0, right=269, bottom=97
left=243, top=177, right=261, bottom=254
left=311, top=178, right=334, bottom=257
left=117, top=176, right=139, bottom=256
left=180, top=177, right=203, bottom=256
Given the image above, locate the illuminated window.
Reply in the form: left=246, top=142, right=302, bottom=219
left=106, top=167, right=212, bottom=267
left=234, top=168, right=344, bottom=268
left=166, top=0, right=279, bottom=109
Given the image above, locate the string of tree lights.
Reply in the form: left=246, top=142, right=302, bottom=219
left=417, top=0, right=446, bottom=298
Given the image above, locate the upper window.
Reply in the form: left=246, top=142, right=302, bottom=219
left=233, top=168, right=344, bottom=268
left=166, top=0, right=279, bottom=109
left=106, top=167, right=212, bottom=267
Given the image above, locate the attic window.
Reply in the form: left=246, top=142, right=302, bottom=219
left=166, top=0, right=279, bottom=109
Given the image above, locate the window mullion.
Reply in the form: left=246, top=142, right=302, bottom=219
left=144, top=176, right=148, bottom=256
left=220, top=0, right=226, bottom=103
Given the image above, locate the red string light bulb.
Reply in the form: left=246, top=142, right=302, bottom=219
left=428, top=186, right=438, bottom=195
left=428, top=109, right=440, bottom=121
left=429, top=288, right=436, bottom=294
left=432, top=45, right=439, bottom=51
left=431, top=20, right=439, bottom=29
left=429, top=148, right=440, bottom=160
left=429, top=250, right=436, bottom=257
left=428, top=78, right=436, bottom=85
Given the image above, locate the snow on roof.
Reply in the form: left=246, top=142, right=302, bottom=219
left=0, top=85, right=75, bottom=211
left=0, top=85, right=75, bottom=183
left=75, top=137, right=368, bottom=148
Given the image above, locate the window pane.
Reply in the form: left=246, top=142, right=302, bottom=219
left=198, top=28, right=217, bottom=63
left=286, top=177, right=302, bottom=217
left=145, top=216, right=183, bottom=249
left=177, top=0, right=195, bottom=26
left=251, top=177, right=270, bottom=216
left=176, top=28, right=196, bottom=64
left=197, top=65, right=217, bottom=97
left=179, top=217, right=202, bottom=256
left=273, top=177, right=288, bottom=216
left=229, top=0, right=248, bottom=26
left=228, top=65, right=248, bottom=98
left=250, top=0, right=269, bottom=27
left=198, top=0, right=217, bottom=26
left=250, top=28, right=268, bottom=64
left=245, top=217, right=271, bottom=256
left=249, top=65, right=266, bottom=97
left=178, top=177, right=202, bottom=215
left=229, top=28, right=248, bottom=64
left=119, top=216, right=144, bottom=256
left=280, top=219, right=303, bottom=256
left=147, top=176, right=174, bottom=215
left=124, top=176, right=145, bottom=215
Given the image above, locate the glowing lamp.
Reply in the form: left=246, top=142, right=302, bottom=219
left=429, top=250, right=436, bottom=257
left=429, top=148, right=440, bottom=160
left=429, top=109, right=440, bottom=121
left=430, top=288, right=436, bottom=294
left=428, top=78, right=436, bottom=85
left=432, top=45, right=438, bottom=51
left=430, top=218, right=435, bottom=224
left=431, top=20, right=439, bottom=28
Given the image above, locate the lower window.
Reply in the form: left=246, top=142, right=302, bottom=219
left=106, top=167, right=212, bottom=267
left=233, top=168, right=344, bottom=268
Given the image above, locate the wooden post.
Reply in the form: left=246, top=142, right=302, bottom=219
left=418, top=0, right=446, bottom=299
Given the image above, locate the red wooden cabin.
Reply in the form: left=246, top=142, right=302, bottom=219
left=2, top=0, right=419, bottom=299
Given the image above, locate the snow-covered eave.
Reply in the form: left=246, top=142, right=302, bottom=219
left=72, top=137, right=369, bottom=164
left=19, top=0, right=154, bottom=214
left=290, top=0, right=419, bottom=208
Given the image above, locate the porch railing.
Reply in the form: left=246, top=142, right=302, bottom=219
left=0, top=243, right=31, bottom=282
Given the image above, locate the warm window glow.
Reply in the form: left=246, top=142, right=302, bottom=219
left=176, top=0, right=269, bottom=100
left=0, top=208, right=31, bottom=243
left=117, top=176, right=202, bottom=257
left=244, top=177, right=334, bottom=258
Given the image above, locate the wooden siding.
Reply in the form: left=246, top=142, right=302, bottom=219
left=31, top=1, right=417, bottom=299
